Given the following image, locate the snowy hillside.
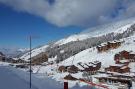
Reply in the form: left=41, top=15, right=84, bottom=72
left=81, top=17, right=135, bottom=37
left=20, top=45, right=48, bottom=61
left=24, top=17, right=135, bottom=88
left=20, top=17, right=135, bottom=62
left=60, top=35, right=135, bottom=68
left=54, top=34, right=90, bottom=46
left=0, top=48, right=28, bottom=57
left=55, top=17, right=135, bottom=46
left=33, top=33, right=135, bottom=89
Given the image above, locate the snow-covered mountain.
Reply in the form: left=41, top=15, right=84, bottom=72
left=81, top=17, right=135, bottom=37
left=20, top=17, right=135, bottom=62
left=20, top=45, right=48, bottom=61
left=55, top=17, right=135, bottom=46
left=54, top=34, right=90, bottom=46
left=0, top=48, right=28, bottom=58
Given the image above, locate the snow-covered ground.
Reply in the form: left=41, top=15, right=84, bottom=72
left=0, top=66, right=37, bottom=89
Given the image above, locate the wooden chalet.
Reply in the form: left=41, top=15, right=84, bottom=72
left=96, top=77, right=132, bottom=87
left=64, top=74, right=78, bottom=81
left=97, top=41, right=121, bottom=52
left=105, top=64, right=130, bottom=73
left=109, top=74, right=135, bottom=80
left=77, top=61, right=101, bottom=75
left=58, top=66, right=67, bottom=72
left=107, top=41, right=121, bottom=49
left=96, top=44, right=108, bottom=52
left=114, top=50, right=135, bottom=64
left=67, top=65, right=79, bottom=74
left=11, top=59, right=27, bottom=64
left=58, top=65, right=79, bottom=73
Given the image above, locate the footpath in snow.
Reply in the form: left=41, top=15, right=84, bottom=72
left=0, top=66, right=37, bottom=89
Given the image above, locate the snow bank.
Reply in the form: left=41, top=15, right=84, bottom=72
left=9, top=66, right=63, bottom=89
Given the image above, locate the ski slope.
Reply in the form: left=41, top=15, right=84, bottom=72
left=0, top=66, right=37, bottom=89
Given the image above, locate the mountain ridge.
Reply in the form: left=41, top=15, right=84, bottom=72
left=19, top=18, right=135, bottom=63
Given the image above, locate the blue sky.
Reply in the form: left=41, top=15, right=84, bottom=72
left=0, top=0, right=135, bottom=48
left=0, top=4, right=83, bottom=48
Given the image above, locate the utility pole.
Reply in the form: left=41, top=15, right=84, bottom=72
left=28, top=35, right=39, bottom=89
left=29, top=36, right=32, bottom=89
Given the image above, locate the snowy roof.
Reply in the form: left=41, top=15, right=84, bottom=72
left=120, top=66, right=129, bottom=69
left=110, top=64, right=124, bottom=67
left=76, top=65, right=84, bottom=70
left=100, top=43, right=107, bottom=46
left=120, top=60, right=129, bottom=63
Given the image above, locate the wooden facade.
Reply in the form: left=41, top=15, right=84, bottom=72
left=58, top=66, right=67, bottom=72
left=64, top=74, right=78, bottom=81
left=96, top=77, right=132, bottom=88
left=11, top=59, right=27, bottom=64
left=97, top=41, right=121, bottom=52
left=105, top=65, right=130, bottom=73
left=114, top=50, right=135, bottom=64
left=109, top=75, right=135, bottom=81
left=78, top=61, right=101, bottom=75
left=58, top=65, right=79, bottom=74
left=67, top=65, right=79, bottom=74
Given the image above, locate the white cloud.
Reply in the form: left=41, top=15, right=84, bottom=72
left=45, top=0, right=118, bottom=27
left=0, top=0, right=135, bottom=27
left=0, top=0, right=50, bottom=17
